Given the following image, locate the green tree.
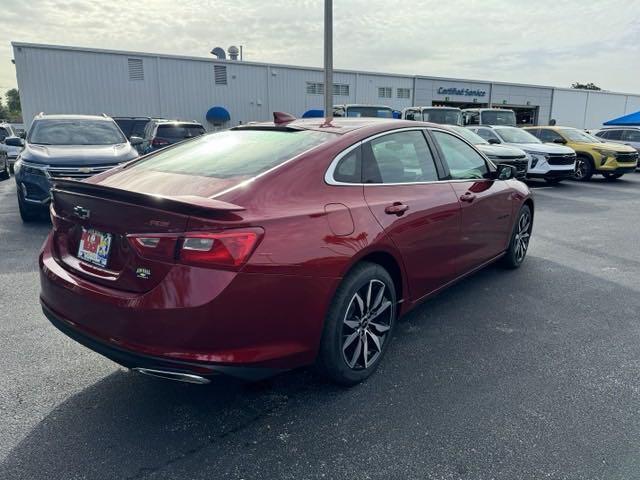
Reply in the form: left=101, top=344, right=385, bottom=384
left=0, top=97, right=7, bottom=120
left=571, top=82, right=602, bottom=91
left=6, top=88, right=20, bottom=112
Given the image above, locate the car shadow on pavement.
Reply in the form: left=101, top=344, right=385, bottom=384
left=3, top=256, right=640, bottom=479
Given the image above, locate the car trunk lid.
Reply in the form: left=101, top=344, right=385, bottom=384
left=50, top=179, right=244, bottom=293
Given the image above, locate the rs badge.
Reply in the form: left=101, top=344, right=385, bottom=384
left=136, top=268, right=151, bottom=279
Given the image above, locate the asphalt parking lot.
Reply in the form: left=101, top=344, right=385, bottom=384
left=1, top=174, right=640, bottom=480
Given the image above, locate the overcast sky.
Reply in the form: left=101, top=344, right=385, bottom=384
left=0, top=0, right=639, bottom=98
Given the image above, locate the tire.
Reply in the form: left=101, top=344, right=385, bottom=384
left=602, top=172, right=623, bottom=180
left=316, top=262, right=397, bottom=386
left=573, top=155, right=593, bottom=181
left=0, top=157, right=8, bottom=180
left=544, top=178, right=562, bottom=185
left=17, top=191, right=39, bottom=222
left=501, top=205, right=532, bottom=269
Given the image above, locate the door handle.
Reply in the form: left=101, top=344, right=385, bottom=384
left=384, top=202, right=410, bottom=216
left=460, top=193, right=476, bottom=203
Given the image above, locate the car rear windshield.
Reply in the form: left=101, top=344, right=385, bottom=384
left=346, top=107, right=394, bottom=118
left=129, top=129, right=333, bottom=179
left=422, top=109, right=462, bottom=125
left=28, top=119, right=126, bottom=145
left=480, top=110, right=516, bottom=126
left=156, top=124, right=206, bottom=139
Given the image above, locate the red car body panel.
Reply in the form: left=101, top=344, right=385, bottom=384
left=39, top=118, right=533, bottom=380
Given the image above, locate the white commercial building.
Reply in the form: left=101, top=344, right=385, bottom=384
left=12, top=42, right=640, bottom=130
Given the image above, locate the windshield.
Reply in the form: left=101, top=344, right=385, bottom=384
left=422, top=109, right=462, bottom=125
left=28, top=119, right=126, bottom=145
left=495, top=127, right=541, bottom=144
left=481, top=110, right=516, bottom=126
left=449, top=126, right=488, bottom=145
left=128, top=129, right=333, bottom=179
left=157, top=124, right=206, bottom=139
left=346, top=107, right=394, bottom=118
left=559, top=128, right=601, bottom=143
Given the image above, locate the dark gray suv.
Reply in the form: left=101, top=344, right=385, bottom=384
left=13, top=114, right=140, bottom=222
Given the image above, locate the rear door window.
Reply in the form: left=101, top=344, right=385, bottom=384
left=622, top=130, right=640, bottom=142
left=603, top=130, right=622, bottom=140
left=157, top=124, right=206, bottom=140
left=363, top=130, right=439, bottom=184
left=432, top=130, right=488, bottom=180
left=333, top=147, right=362, bottom=183
left=129, top=129, right=333, bottom=179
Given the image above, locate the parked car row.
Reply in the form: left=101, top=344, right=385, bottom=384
left=3, top=105, right=637, bottom=387
left=2, top=113, right=206, bottom=221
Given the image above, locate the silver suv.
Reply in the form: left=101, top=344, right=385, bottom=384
left=595, top=127, right=640, bottom=157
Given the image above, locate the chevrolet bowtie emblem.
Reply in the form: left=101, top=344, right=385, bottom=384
left=73, top=205, right=90, bottom=220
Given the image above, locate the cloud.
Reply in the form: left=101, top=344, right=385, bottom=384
left=0, top=0, right=639, bottom=98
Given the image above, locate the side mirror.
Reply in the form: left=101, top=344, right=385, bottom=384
left=487, top=138, right=500, bottom=145
left=405, top=113, right=415, bottom=121
left=4, top=136, right=24, bottom=147
left=553, top=138, right=567, bottom=144
left=129, top=136, right=143, bottom=146
left=19, top=131, right=26, bottom=139
left=496, top=164, right=517, bottom=180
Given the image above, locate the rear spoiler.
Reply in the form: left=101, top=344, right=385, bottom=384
left=51, top=178, right=245, bottom=217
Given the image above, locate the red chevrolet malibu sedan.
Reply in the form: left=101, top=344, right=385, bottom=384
left=39, top=117, right=533, bottom=385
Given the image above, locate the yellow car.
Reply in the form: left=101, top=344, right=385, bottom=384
left=524, top=126, right=638, bottom=181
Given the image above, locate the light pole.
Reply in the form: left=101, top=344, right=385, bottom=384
left=322, top=0, right=333, bottom=126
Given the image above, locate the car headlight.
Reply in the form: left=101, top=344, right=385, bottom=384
left=526, top=152, right=547, bottom=168
left=594, top=148, right=615, bottom=157
left=18, top=161, right=47, bottom=177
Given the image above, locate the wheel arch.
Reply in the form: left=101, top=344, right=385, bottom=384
left=577, top=150, right=595, bottom=167
left=340, top=247, right=408, bottom=315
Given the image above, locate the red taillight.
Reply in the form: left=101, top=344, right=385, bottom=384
left=151, top=137, right=170, bottom=147
left=126, top=228, right=262, bottom=269
left=179, top=230, right=262, bottom=268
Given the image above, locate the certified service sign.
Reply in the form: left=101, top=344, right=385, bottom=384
left=437, top=87, right=486, bottom=97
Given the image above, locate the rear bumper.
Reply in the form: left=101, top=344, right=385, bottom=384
left=39, top=233, right=339, bottom=376
left=41, top=302, right=281, bottom=381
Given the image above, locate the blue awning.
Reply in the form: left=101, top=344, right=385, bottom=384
left=302, top=109, right=324, bottom=118
left=603, top=110, right=640, bottom=126
left=206, top=106, right=231, bottom=123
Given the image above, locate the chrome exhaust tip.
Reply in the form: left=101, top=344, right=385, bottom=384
left=132, top=368, right=210, bottom=384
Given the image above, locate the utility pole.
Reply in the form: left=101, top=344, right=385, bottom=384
left=322, top=0, right=333, bottom=126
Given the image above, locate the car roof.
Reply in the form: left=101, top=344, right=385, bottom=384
left=155, top=120, right=203, bottom=126
left=113, top=116, right=152, bottom=121
left=475, top=125, right=518, bottom=129
left=526, top=126, right=578, bottom=131
left=234, top=117, right=430, bottom=135
left=35, top=114, right=115, bottom=121
left=599, top=125, right=640, bottom=129
left=463, top=108, right=512, bottom=112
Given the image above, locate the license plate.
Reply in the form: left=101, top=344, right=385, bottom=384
left=77, top=228, right=112, bottom=267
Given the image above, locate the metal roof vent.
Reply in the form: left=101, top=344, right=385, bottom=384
left=210, top=47, right=226, bottom=60
left=228, top=46, right=240, bottom=60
